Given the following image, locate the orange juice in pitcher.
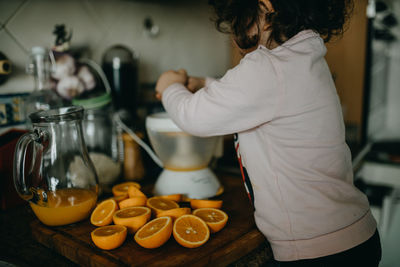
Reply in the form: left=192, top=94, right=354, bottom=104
left=30, top=188, right=98, bottom=226
left=13, top=107, right=99, bottom=226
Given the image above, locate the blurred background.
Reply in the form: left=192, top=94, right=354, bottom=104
left=0, top=0, right=400, bottom=266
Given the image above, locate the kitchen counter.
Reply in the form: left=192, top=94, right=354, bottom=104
left=0, top=172, right=273, bottom=267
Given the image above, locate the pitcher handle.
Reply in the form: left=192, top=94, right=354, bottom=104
left=13, top=129, right=48, bottom=200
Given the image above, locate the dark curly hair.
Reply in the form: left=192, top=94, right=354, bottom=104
left=208, top=0, right=354, bottom=49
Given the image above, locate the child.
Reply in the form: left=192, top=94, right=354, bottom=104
left=155, top=0, right=381, bottom=266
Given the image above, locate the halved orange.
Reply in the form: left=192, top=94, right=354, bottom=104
left=190, top=199, right=223, bottom=209
left=91, top=225, right=127, bottom=250
left=216, top=186, right=224, bottom=196
left=90, top=199, right=118, bottom=226
left=113, top=206, right=151, bottom=234
left=192, top=208, right=228, bottom=233
left=173, top=214, right=210, bottom=248
left=112, top=194, right=128, bottom=203
left=112, top=182, right=141, bottom=197
left=158, top=194, right=183, bottom=202
left=156, top=207, right=191, bottom=221
left=128, top=186, right=147, bottom=198
left=146, top=197, right=179, bottom=216
left=181, top=195, right=191, bottom=202
left=119, top=196, right=147, bottom=209
left=134, top=216, right=173, bottom=249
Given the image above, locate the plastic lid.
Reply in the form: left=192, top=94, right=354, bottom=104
left=145, top=112, right=182, bottom=132
left=102, top=45, right=137, bottom=63
left=72, top=92, right=112, bottom=109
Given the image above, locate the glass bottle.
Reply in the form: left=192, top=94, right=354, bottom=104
left=24, top=46, right=63, bottom=126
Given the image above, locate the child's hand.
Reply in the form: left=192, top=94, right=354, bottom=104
left=156, top=69, right=188, bottom=100
left=187, top=76, right=205, bottom=93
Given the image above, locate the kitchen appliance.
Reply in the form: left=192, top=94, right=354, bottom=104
left=102, top=45, right=139, bottom=124
left=145, top=112, right=221, bottom=199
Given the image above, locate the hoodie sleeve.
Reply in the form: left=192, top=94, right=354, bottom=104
left=162, top=50, right=283, bottom=137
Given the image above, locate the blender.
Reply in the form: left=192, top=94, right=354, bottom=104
left=145, top=112, right=221, bottom=199
left=67, top=58, right=221, bottom=200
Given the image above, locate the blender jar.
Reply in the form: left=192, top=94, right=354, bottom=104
left=145, top=112, right=221, bottom=198
left=146, top=112, right=219, bottom=171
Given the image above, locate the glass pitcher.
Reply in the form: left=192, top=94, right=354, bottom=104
left=13, top=106, right=99, bottom=226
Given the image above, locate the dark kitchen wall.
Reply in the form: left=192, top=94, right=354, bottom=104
left=324, top=0, right=400, bottom=148
left=366, top=0, right=400, bottom=141
left=385, top=0, right=400, bottom=138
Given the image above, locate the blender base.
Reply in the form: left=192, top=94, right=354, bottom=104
left=153, top=168, right=221, bottom=199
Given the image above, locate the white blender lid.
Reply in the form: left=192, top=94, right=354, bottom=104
left=146, top=112, right=183, bottom=132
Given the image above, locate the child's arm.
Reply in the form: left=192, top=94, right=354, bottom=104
left=157, top=73, right=215, bottom=98
left=186, top=76, right=205, bottom=93
left=160, top=54, right=281, bottom=137
left=155, top=69, right=188, bottom=99
left=186, top=76, right=217, bottom=93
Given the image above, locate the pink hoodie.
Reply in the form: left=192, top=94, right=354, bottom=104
left=162, top=30, right=376, bottom=261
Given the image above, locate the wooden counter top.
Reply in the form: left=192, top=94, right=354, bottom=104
left=0, top=172, right=273, bottom=266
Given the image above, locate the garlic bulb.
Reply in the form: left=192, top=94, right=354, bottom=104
left=77, top=65, right=96, bottom=90
left=56, top=75, right=85, bottom=99
left=52, top=54, right=76, bottom=80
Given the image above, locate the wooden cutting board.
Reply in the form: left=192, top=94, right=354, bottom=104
left=31, top=174, right=269, bottom=267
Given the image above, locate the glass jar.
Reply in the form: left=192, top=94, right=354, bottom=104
left=72, top=93, right=122, bottom=192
